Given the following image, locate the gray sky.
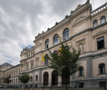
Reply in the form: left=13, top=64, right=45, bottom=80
left=0, top=0, right=107, bottom=65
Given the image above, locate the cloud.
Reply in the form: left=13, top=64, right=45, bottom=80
left=0, top=0, right=106, bottom=65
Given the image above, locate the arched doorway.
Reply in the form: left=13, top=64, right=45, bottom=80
left=43, top=72, right=48, bottom=85
left=52, top=70, right=58, bottom=85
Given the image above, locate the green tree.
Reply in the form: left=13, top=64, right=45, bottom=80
left=19, top=73, right=30, bottom=83
left=3, top=75, right=12, bottom=85
left=47, top=41, right=81, bottom=90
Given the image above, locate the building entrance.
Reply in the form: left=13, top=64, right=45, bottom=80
left=52, top=70, right=58, bottom=85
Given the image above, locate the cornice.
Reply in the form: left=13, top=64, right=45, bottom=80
left=3, top=64, right=20, bottom=72
left=35, top=17, right=70, bottom=42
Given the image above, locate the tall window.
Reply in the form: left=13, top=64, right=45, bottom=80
left=93, top=20, right=98, bottom=27
left=100, top=16, right=106, bottom=24
left=45, top=55, right=48, bottom=65
left=31, top=76, right=32, bottom=82
left=27, top=64, right=29, bottom=70
left=45, top=39, right=49, bottom=49
left=79, top=67, right=83, bottom=76
left=31, top=62, right=33, bottom=69
left=36, top=75, right=38, bottom=81
left=99, top=64, right=105, bottom=74
left=63, top=28, right=69, bottom=40
left=97, top=36, right=105, bottom=50
left=53, top=34, right=58, bottom=45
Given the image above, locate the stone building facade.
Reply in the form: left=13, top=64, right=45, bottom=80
left=0, top=0, right=107, bottom=88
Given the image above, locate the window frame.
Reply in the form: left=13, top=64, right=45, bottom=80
left=45, top=54, right=48, bottom=65
left=53, top=34, right=58, bottom=45
left=45, top=39, right=49, bottom=49
left=79, top=67, right=83, bottom=76
left=100, top=16, right=106, bottom=24
left=31, top=62, right=33, bottom=69
left=93, top=20, right=98, bottom=27
left=99, top=63, right=105, bottom=74
left=97, top=36, right=105, bottom=50
left=63, top=28, right=69, bottom=41
left=36, top=75, right=38, bottom=81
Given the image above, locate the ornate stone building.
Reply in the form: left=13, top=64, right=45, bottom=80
left=0, top=0, right=107, bottom=88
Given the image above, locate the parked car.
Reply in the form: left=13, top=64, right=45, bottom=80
left=0, top=85, right=4, bottom=88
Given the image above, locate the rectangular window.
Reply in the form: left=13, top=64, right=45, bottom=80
left=31, top=76, right=32, bottom=82
left=36, top=75, right=38, bottom=81
left=31, top=62, right=33, bottom=69
left=27, top=64, right=29, bottom=70
left=97, top=36, right=105, bottom=50
left=99, top=82, right=106, bottom=87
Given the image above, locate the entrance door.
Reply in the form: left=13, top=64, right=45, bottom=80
left=78, top=83, right=84, bottom=88
left=52, top=70, right=58, bottom=85
left=43, top=72, right=48, bottom=86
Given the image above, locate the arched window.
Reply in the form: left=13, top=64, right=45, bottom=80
left=54, top=50, right=57, bottom=54
left=45, top=39, right=49, bottom=49
left=99, top=64, right=105, bottom=74
left=63, top=28, right=69, bottom=41
left=79, top=67, right=83, bottom=76
left=45, top=54, right=48, bottom=65
left=93, top=20, right=98, bottom=27
left=36, top=75, right=38, bottom=81
left=100, top=16, right=106, bottom=24
left=53, top=34, right=58, bottom=45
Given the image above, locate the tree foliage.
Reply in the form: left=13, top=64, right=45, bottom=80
left=3, top=75, right=12, bottom=85
left=19, top=73, right=30, bottom=83
left=47, top=41, right=81, bottom=90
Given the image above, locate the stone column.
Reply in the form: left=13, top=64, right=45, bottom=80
left=38, top=69, right=42, bottom=87
left=48, top=72, right=52, bottom=86
left=57, top=75, right=62, bottom=86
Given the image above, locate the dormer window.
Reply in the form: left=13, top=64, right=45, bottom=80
left=45, top=39, right=49, bottom=49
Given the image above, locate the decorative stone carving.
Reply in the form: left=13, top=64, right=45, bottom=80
left=93, top=30, right=107, bottom=38
left=76, top=37, right=85, bottom=53
left=73, top=15, right=88, bottom=26
left=79, top=43, right=84, bottom=52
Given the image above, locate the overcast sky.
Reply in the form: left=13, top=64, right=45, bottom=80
left=0, top=0, right=107, bottom=65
